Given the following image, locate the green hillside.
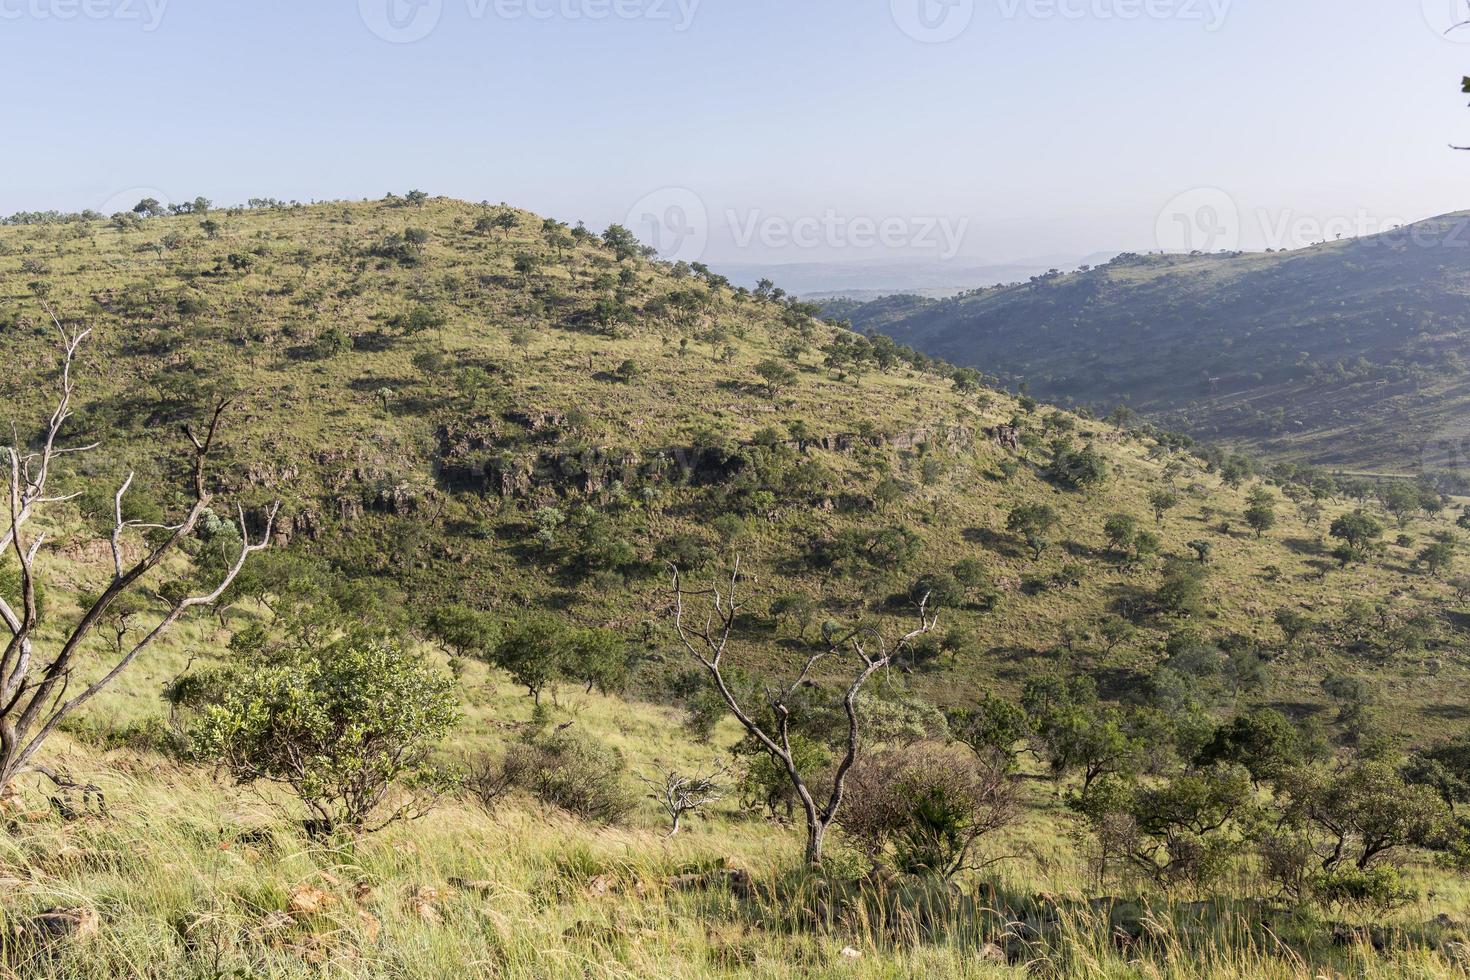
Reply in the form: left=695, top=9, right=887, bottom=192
left=6, top=197, right=1470, bottom=977
left=832, top=214, right=1470, bottom=472
left=2, top=195, right=1466, bottom=728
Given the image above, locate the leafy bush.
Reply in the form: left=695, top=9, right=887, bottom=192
left=190, top=634, right=459, bottom=833
left=1314, top=865, right=1415, bottom=914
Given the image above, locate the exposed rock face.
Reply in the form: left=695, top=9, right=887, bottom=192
left=436, top=423, right=976, bottom=500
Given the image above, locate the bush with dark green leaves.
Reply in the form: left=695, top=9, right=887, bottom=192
left=1079, top=763, right=1254, bottom=889
left=1047, top=442, right=1109, bottom=490
left=1195, top=709, right=1300, bottom=786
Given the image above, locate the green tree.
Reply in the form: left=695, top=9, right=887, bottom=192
left=754, top=358, right=797, bottom=395
left=1329, top=511, right=1383, bottom=565
left=1148, top=488, right=1179, bottom=525
left=951, top=695, right=1030, bottom=771
left=1280, top=761, right=1451, bottom=870
left=1102, top=513, right=1138, bottom=555
left=1417, top=536, right=1456, bottom=577
left=1007, top=502, right=1060, bottom=560
left=1196, top=709, right=1300, bottom=785
left=1048, top=443, right=1109, bottom=490
left=423, top=604, right=497, bottom=661
left=494, top=614, right=575, bottom=704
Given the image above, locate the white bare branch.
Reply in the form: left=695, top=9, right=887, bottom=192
left=0, top=319, right=277, bottom=792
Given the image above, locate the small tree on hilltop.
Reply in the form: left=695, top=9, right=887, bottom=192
left=670, top=559, right=939, bottom=865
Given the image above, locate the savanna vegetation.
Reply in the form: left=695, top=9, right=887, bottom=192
left=4, top=195, right=1470, bottom=977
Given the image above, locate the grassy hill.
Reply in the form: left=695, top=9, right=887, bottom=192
left=5, top=197, right=1470, bottom=976
left=2, top=195, right=1467, bottom=728
left=830, top=214, right=1470, bottom=472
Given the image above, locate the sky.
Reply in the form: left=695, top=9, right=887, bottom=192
left=2, top=0, right=1468, bottom=268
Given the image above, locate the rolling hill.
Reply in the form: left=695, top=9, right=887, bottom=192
left=7, top=197, right=1470, bottom=977
left=830, top=213, right=1470, bottom=472
left=1, top=195, right=1467, bottom=729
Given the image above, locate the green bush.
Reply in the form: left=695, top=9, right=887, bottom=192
left=190, top=634, right=459, bottom=833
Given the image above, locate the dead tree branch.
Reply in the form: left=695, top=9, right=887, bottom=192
left=0, top=316, right=276, bottom=793
left=669, top=559, right=938, bottom=864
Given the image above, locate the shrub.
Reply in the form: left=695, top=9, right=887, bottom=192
left=190, top=634, right=459, bottom=833
left=1314, top=865, right=1416, bottom=914
left=1048, top=443, right=1108, bottom=490
left=838, top=743, right=1016, bottom=879
left=500, top=729, right=636, bottom=823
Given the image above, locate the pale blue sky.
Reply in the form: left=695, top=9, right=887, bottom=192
left=3, top=0, right=1467, bottom=264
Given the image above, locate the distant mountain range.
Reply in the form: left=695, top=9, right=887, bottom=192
left=823, top=213, right=1470, bottom=472
left=719, top=255, right=1115, bottom=300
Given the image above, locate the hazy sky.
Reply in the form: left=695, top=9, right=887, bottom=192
left=3, top=0, right=1467, bottom=266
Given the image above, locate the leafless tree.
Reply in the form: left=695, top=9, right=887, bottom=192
left=669, top=559, right=938, bottom=865
left=0, top=311, right=276, bottom=795
left=639, top=765, right=727, bottom=836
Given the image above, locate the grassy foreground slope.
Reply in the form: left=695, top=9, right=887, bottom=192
left=1, top=665, right=1468, bottom=979
left=833, top=214, right=1470, bottom=470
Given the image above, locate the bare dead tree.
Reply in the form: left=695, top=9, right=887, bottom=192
left=669, top=558, right=938, bottom=865
left=639, top=765, right=727, bottom=837
left=0, top=311, right=277, bottom=795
